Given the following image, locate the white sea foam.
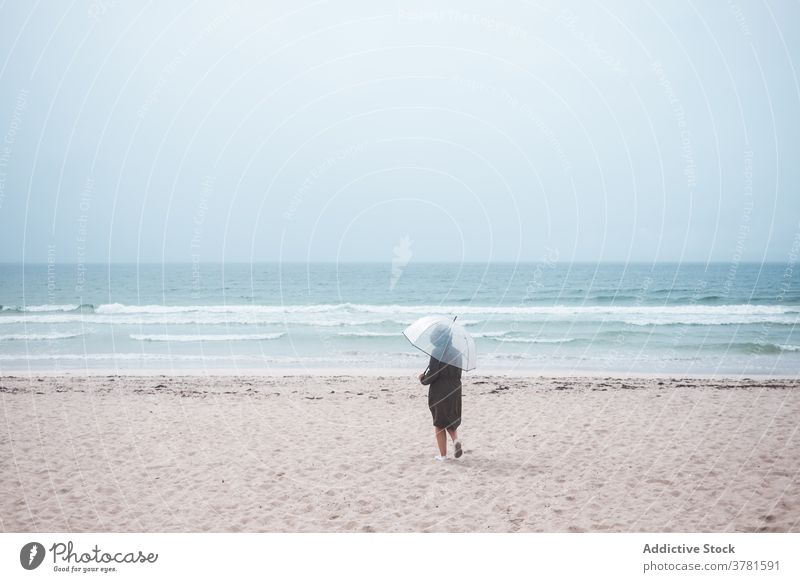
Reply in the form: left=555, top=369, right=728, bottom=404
left=472, top=331, right=510, bottom=338
left=0, top=352, right=413, bottom=364
left=0, top=332, right=82, bottom=341
left=95, top=303, right=332, bottom=314
left=90, top=302, right=798, bottom=315
left=0, top=353, right=257, bottom=361
left=492, top=337, right=576, bottom=344
left=1, top=304, right=81, bottom=312
left=130, top=333, right=285, bottom=342
left=336, top=331, right=399, bottom=337
left=1, top=303, right=798, bottom=327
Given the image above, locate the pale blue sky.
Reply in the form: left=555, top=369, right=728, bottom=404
left=0, top=1, right=798, bottom=263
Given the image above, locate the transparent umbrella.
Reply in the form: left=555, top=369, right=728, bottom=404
left=403, top=315, right=477, bottom=371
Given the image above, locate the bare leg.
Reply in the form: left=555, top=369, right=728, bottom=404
left=435, top=427, right=447, bottom=457
left=447, top=427, right=463, bottom=458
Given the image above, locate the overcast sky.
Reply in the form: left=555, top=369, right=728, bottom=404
left=0, top=1, right=798, bottom=263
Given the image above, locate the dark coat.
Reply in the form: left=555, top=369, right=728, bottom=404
left=420, top=356, right=462, bottom=429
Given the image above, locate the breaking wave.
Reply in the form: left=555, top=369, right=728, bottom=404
left=130, top=333, right=285, bottom=342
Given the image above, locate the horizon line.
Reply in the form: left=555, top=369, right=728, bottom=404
left=0, top=260, right=792, bottom=266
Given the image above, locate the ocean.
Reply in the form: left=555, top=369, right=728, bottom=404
left=0, top=262, right=798, bottom=374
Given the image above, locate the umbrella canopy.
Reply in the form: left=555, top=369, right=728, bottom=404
left=403, top=315, right=477, bottom=371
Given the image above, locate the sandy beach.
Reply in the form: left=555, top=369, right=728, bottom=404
left=1, top=374, right=798, bottom=533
